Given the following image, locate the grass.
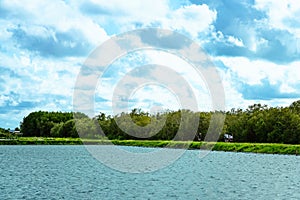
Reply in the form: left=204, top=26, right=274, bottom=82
left=1, top=137, right=300, bottom=155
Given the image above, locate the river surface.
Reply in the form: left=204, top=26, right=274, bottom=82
left=1, top=145, right=300, bottom=199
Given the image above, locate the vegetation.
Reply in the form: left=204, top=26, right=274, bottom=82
left=0, top=127, right=19, bottom=139
left=226, top=102, right=300, bottom=144
left=0, top=100, right=299, bottom=155
left=0, top=127, right=10, bottom=138
left=1, top=137, right=300, bottom=155
left=0, top=100, right=300, bottom=150
left=15, top=100, right=300, bottom=144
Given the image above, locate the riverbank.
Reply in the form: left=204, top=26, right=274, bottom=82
left=1, top=137, right=300, bottom=155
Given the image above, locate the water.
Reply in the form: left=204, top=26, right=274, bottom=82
left=1, top=145, right=300, bottom=199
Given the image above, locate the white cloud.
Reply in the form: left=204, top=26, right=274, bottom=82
left=218, top=56, right=286, bottom=85
left=94, top=49, right=213, bottom=113
left=0, top=50, right=80, bottom=106
left=83, top=1, right=216, bottom=39
left=2, top=0, right=300, bottom=128
left=89, top=0, right=170, bottom=23
left=2, top=0, right=109, bottom=45
left=128, top=84, right=180, bottom=112
left=249, top=36, right=268, bottom=52
left=216, top=68, right=246, bottom=110
left=215, top=60, right=300, bottom=111
left=161, top=4, right=217, bottom=38
left=215, top=56, right=300, bottom=109
left=227, top=36, right=244, bottom=47
left=211, top=31, right=245, bottom=47
left=141, top=50, right=213, bottom=111
left=0, top=95, right=11, bottom=107
left=254, top=0, right=300, bottom=37
left=279, top=83, right=296, bottom=94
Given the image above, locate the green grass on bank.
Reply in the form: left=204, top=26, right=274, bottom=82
left=1, top=137, right=300, bottom=155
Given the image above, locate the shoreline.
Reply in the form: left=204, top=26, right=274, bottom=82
left=1, top=137, right=300, bottom=155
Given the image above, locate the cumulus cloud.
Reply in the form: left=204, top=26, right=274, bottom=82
left=94, top=49, right=213, bottom=115
left=217, top=56, right=300, bottom=101
left=161, top=4, right=217, bottom=38
left=197, top=0, right=300, bottom=64
left=1, top=0, right=300, bottom=128
left=1, top=0, right=108, bottom=57
left=254, top=0, right=300, bottom=35
left=80, top=1, right=216, bottom=39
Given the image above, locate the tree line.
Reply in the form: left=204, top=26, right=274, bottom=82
left=14, top=100, right=300, bottom=144
left=0, top=127, right=10, bottom=138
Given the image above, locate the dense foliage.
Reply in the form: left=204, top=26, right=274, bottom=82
left=226, top=102, right=300, bottom=144
left=20, top=111, right=74, bottom=137
left=16, top=100, right=300, bottom=144
left=0, top=127, right=10, bottom=138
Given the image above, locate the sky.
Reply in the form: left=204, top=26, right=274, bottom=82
left=1, top=0, right=300, bottom=129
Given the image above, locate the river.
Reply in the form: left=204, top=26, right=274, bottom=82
left=1, top=145, right=300, bottom=199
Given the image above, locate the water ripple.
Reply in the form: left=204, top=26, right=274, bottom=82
left=1, top=145, right=300, bottom=199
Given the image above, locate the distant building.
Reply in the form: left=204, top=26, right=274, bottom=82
left=224, top=134, right=233, bottom=142
left=9, top=130, right=23, bottom=135
left=13, top=130, right=23, bottom=136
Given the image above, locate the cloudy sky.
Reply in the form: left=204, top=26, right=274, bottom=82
left=1, top=0, right=300, bottom=128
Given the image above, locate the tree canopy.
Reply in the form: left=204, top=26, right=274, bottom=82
left=15, top=100, right=300, bottom=144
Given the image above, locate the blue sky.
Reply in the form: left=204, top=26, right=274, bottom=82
left=1, top=0, right=300, bottom=128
